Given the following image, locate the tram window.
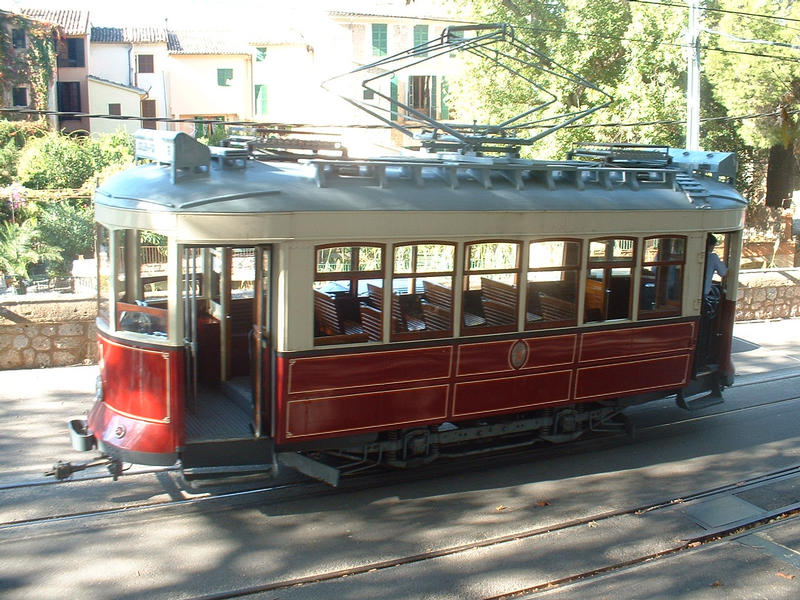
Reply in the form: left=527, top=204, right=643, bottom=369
left=585, top=238, right=636, bottom=323
left=231, top=247, right=255, bottom=299
left=313, top=244, right=383, bottom=345
left=639, top=236, right=685, bottom=318
left=96, top=225, right=111, bottom=326
left=527, top=240, right=580, bottom=328
left=463, top=241, right=520, bottom=333
left=114, top=229, right=168, bottom=337
left=139, top=231, right=168, bottom=305
left=392, top=243, right=455, bottom=340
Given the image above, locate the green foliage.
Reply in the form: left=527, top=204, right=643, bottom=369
left=36, top=200, right=95, bottom=275
left=449, top=0, right=759, bottom=197
left=198, top=122, right=228, bottom=146
left=703, top=0, right=800, bottom=149
left=0, top=119, right=48, bottom=149
left=16, top=133, right=96, bottom=189
left=15, top=131, right=134, bottom=189
left=0, top=219, right=61, bottom=280
left=0, top=13, right=58, bottom=111
left=0, top=141, right=19, bottom=185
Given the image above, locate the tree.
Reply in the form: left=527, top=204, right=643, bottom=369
left=0, top=219, right=61, bottom=281
left=37, top=200, right=94, bottom=274
left=15, top=130, right=134, bottom=190
left=448, top=0, right=748, bottom=160
left=703, top=0, right=800, bottom=207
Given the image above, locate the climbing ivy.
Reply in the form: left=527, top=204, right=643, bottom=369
left=0, top=12, right=59, bottom=112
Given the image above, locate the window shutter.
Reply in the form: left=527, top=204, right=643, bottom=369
left=372, top=24, right=387, bottom=56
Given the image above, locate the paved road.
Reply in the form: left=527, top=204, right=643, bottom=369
left=0, top=318, right=797, bottom=599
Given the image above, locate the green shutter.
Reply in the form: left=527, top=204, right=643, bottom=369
left=390, top=75, right=398, bottom=121
left=414, top=24, right=428, bottom=56
left=441, top=77, right=449, bottom=120
left=217, top=68, right=233, bottom=86
left=256, top=47, right=267, bottom=62
left=372, top=24, right=387, bottom=56
left=255, top=84, right=267, bottom=115
left=431, top=75, right=437, bottom=119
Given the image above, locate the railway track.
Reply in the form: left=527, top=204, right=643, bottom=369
left=178, top=465, right=800, bottom=600
left=1, top=378, right=799, bottom=530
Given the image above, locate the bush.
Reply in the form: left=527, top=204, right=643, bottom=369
left=0, top=141, right=19, bottom=185
left=0, top=118, right=48, bottom=149
left=36, top=199, right=95, bottom=275
left=16, top=133, right=97, bottom=189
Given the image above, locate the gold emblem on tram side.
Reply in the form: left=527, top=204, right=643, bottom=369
left=509, top=340, right=529, bottom=370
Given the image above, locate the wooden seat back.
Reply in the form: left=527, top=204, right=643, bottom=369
left=584, top=278, right=606, bottom=321
left=359, top=305, right=382, bottom=341
left=480, top=277, right=517, bottom=326
left=538, top=294, right=575, bottom=321
left=423, top=280, right=452, bottom=310
left=314, top=290, right=341, bottom=335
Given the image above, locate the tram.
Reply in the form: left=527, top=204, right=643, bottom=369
left=54, top=131, right=745, bottom=485
left=55, top=25, right=747, bottom=485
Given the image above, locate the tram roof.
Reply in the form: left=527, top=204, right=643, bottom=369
left=95, top=150, right=746, bottom=215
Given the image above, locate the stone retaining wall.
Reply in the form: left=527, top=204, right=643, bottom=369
left=0, top=298, right=97, bottom=370
left=735, top=268, right=800, bottom=321
left=1, top=269, right=799, bottom=370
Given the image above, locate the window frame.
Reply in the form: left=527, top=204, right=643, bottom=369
left=585, top=236, right=637, bottom=323
left=12, top=28, right=25, bottom=49
left=526, top=238, right=582, bottom=330
left=57, top=37, right=85, bottom=68
left=57, top=81, right=81, bottom=119
left=137, top=54, right=154, bottom=74
left=462, top=239, right=522, bottom=335
left=638, top=235, right=686, bottom=319
left=12, top=87, right=28, bottom=107
left=391, top=241, right=456, bottom=342
left=313, top=243, right=385, bottom=346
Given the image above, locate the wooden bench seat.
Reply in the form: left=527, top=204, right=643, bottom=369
left=538, top=293, right=575, bottom=321
left=480, top=277, right=517, bottom=326
left=314, top=290, right=368, bottom=343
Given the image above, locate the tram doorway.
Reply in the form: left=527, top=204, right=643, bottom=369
left=182, top=245, right=272, bottom=444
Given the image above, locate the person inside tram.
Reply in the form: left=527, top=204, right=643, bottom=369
left=703, top=234, right=727, bottom=300
left=699, top=234, right=728, bottom=366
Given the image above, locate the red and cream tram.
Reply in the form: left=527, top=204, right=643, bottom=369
left=60, top=130, right=745, bottom=485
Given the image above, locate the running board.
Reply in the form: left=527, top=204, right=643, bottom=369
left=278, top=452, right=340, bottom=487
left=676, top=391, right=724, bottom=411
left=182, top=463, right=276, bottom=487
left=676, top=371, right=724, bottom=411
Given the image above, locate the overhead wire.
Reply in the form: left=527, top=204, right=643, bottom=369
left=1, top=106, right=792, bottom=132
left=623, top=0, right=800, bottom=24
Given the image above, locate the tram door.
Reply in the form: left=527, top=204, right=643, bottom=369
left=183, top=245, right=272, bottom=438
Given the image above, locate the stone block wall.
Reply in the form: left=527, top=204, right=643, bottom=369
left=1, top=269, right=799, bottom=370
left=735, top=268, right=800, bottom=321
left=0, top=298, right=97, bottom=370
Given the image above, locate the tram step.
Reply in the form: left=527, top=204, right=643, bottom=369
left=675, top=392, right=724, bottom=411
left=181, top=463, right=275, bottom=487
left=676, top=370, right=724, bottom=411
left=181, top=437, right=274, bottom=469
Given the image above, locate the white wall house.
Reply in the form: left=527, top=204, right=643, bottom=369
left=87, top=76, right=146, bottom=135
left=90, top=27, right=170, bottom=131
left=166, top=30, right=252, bottom=136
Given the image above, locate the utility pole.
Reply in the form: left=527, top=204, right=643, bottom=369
left=686, top=0, right=701, bottom=150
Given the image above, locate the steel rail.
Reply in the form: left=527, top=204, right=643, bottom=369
left=180, top=467, right=800, bottom=600
left=1, top=375, right=798, bottom=528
